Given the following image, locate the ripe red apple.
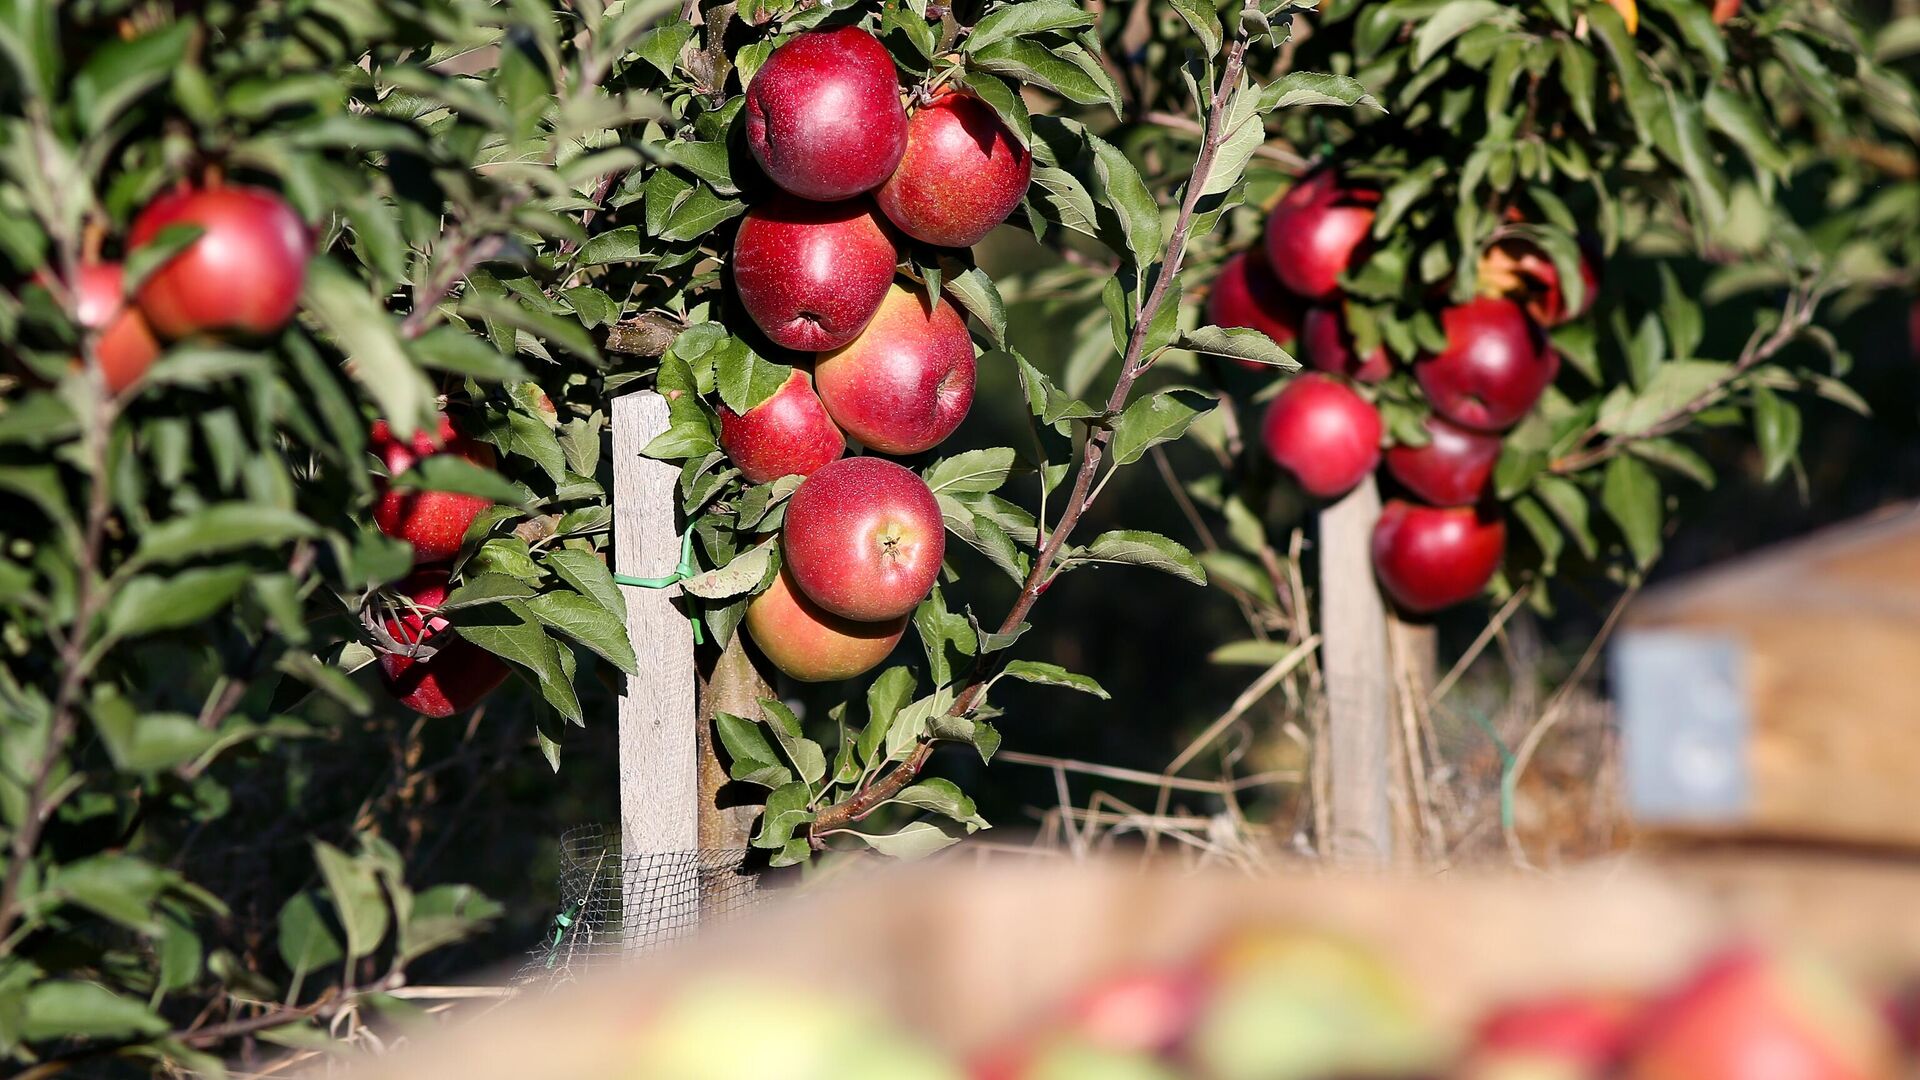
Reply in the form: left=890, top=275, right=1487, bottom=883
left=128, top=184, right=310, bottom=340
left=876, top=89, right=1032, bottom=248
left=732, top=195, right=898, bottom=353
left=1262, top=170, right=1379, bottom=299
left=744, top=565, right=908, bottom=683
left=1383, top=414, right=1503, bottom=507
left=1371, top=499, right=1506, bottom=613
left=378, top=569, right=511, bottom=718
left=1205, top=251, right=1303, bottom=371
left=1056, top=968, right=1211, bottom=1058
left=719, top=369, right=845, bottom=484
left=1414, top=296, right=1553, bottom=432
left=1300, top=305, right=1392, bottom=383
left=1260, top=373, right=1383, bottom=499
left=744, top=27, right=908, bottom=202
left=1480, top=239, right=1599, bottom=328
left=71, top=262, right=162, bottom=393
left=1461, top=994, right=1642, bottom=1079
left=781, top=456, right=943, bottom=621
left=371, top=413, right=499, bottom=565
left=813, top=284, right=975, bottom=455
left=1623, top=948, right=1896, bottom=1080
left=1710, top=0, right=1740, bottom=23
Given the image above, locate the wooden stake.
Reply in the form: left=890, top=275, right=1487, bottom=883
left=611, top=392, right=699, bottom=946
left=1318, top=476, right=1396, bottom=864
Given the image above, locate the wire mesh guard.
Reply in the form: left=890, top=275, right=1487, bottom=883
left=518, top=826, right=764, bottom=984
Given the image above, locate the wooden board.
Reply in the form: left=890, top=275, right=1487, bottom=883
left=1616, top=503, right=1920, bottom=849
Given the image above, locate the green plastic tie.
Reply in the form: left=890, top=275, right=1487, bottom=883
left=612, top=528, right=705, bottom=645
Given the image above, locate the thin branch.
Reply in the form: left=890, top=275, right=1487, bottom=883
left=809, top=0, right=1267, bottom=838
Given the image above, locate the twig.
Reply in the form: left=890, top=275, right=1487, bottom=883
left=1502, top=580, right=1640, bottom=867
left=808, top=0, right=1268, bottom=838
left=1428, top=584, right=1531, bottom=707
left=996, top=750, right=1300, bottom=793
left=1549, top=283, right=1821, bottom=474
left=1165, top=635, right=1320, bottom=776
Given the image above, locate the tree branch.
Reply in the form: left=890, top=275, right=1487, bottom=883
left=809, top=0, right=1265, bottom=837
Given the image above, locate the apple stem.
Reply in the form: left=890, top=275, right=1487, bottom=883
left=809, top=0, right=1265, bottom=839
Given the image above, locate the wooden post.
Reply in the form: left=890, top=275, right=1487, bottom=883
left=1318, top=475, right=1397, bottom=864
left=611, top=392, right=700, bottom=947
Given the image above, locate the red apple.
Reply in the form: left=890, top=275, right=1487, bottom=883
left=719, top=369, right=845, bottom=484
left=1371, top=499, right=1506, bottom=613
left=813, top=283, right=975, bottom=456
left=72, top=262, right=163, bottom=393
left=1624, top=948, right=1896, bottom=1080
left=1205, top=251, right=1303, bottom=371
left=371, top=413, right=499, bottom=565
left=1710, top=0, right=1740, bottom=23
left=744, top=565, right=908, bottom=683
left=1300, top=305, right=1392, bottom=383
left=378, top=569, right=511, bottom=718
left=1058, top=968, right=1211, bottom=1057
left=1262, top=170, right=1379, bottom=299
left=1480, top=238, right=1599, bottom=328
left=1383, top=414, right=1503, bottom=507
left=1260, top=373, right=1383, bottom=499
left=1461, top=994, right=1643, bottom=1079
left=876, top=89, right=1032, bottom=248
left=732, top=195, right=898, bottom=353
left=781, top=456, right=943, bottom=621
left=128, top=184, right=310, bottom=340
left=744, top=27, right=908, bottom=202
left=1414, top=296, right=1553, bottom=432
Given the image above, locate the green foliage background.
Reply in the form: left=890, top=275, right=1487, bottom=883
left=0, top=0, right=1913, bottom=1072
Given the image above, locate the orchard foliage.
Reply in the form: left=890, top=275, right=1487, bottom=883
left=1170, top=0, right=1917, bottom=613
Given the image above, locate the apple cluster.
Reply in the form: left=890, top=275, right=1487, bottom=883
left=967, top=929, right=1901, bottom=1080
left=717, top=26, right=1032, bottom=683
left=1210, top=170, right=1597, bottom=615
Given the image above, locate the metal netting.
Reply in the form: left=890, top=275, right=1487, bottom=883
left=517, top=826, right=766, bottom=985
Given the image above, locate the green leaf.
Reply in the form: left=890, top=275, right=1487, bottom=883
left=1087, top=134, right=1162, bottom=265
left=972, top=39, right=1113, bottom=109
left=312, top=841, right=389, bottom=965
left=859, top=666, right=917, bottom=765
left=999, top=660, right=1109, bottom=698
left=849, top=820, right=959, bottom=859
left=1075, top=530, right=1207, bottom=585
left=713, top=338, right=794, bottom=416
left=1601, top=454, right=1662, bottom=568
left=459, top=601, right=582, bottom=723
left=943, top=266, right=1008, bottom=348
left=1208, top=639, right=1300, bottom=666
left=398, top=884, right=500, bottom=962
left=1511, top=495, right=1564, bottom=574
left=71, top=19, right=192, bottom=132
left=1598, top=361, right=1728, bottom=437
left=277, top=892, right=345, bottom=980
left=957, top=70, right=1032, bottom=149
left=1257, top=71, right=1383, bottom=112
left=680, top=540, right=774, bottom=600
left=1703, top=86, right=1789, bottom=179
left=1626, top=437, right=1716, bottom=487
left=303, top=260, right=436, bottom=440
left=412, top=327, right=531, bottom=382
left=1534, top=475, right=1597, bottom=559
left=967, top=0, right=1096, bottom=51
left=1750, top=384, right=1800, bottom=483
left=1412, top=0, right=1517, bottom=68
left=889, top=778, right=990, bottom=831
left=1109, top=390, right=1211, bottom=466
left=137, top=504, right=317, bottom=566
left=716, top=713, right=794, bottom=789
left=659, top=185, right=746, bottom=243
left=1181, top=326, right=1298, bottom=369
left=390, top=453, right=529, bottom=507
left=526, top=590, right=638, bottom=674
left=108, top=566, right=252, bottom=639
left=760, top=698, right=826, bottom=787
left=51, top=854, right=168, bottom=932
left=1169, top=0, right=1223, bottom=54
left=751, top=782, right=814, bottom=850
left=1555, top=37, right=1599, bottom=132
left=22, top=982, right=165, bottom=1042
left=924, top=447, right=1017, bottom=494
left=544, top=548, right=624, bottom=616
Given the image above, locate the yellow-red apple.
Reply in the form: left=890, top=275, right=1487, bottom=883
left=876, top=89, right=1032, bottom=248
left=744, top=565, right=908, bottom=683
left=814, top=283, right=975, bottom=456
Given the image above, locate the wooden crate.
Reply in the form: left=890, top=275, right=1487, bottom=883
left=312, top=855, right=1920, bottom=1078
left=1613, top=503, right=1920, bottom=849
